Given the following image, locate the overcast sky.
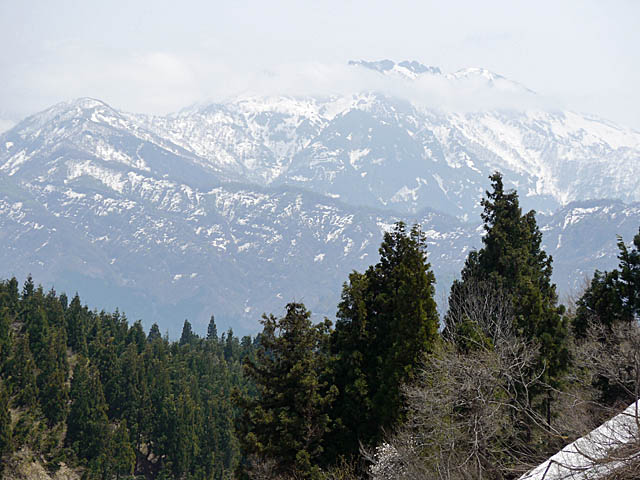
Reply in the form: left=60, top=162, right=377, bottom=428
left=1, top=0, right=638, bottom=131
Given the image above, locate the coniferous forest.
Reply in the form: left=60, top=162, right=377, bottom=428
left=1, top=172, right=640, bottom=479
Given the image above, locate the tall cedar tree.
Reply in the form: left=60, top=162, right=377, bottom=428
left=0, top=278, right=18, bottom=374
left=21, top=277, right=50, bottom=365
left=574, top=228, right=640, bottom=405
left=0, top=308, right=11, bottom=374
left=446, top=172, right=569, bottom=426
left=66, top=294, right=88, bottom=354
left=147, top=322, right=162, bottom=343
left=9, top=335, right=38, bottom=408
left=239, top=303, right=337, bottom=479
left=179, top=319, right=197, bottom=346
left=110, top=420, right=137, bottom=478
left=0, top=379, right=12, bottom=463
left=66, top=356, right=110, bottom=461
left=575, top=228, right=640, bottom=337
left=37, top=327, right=69, bottom=426
left=207, top=315, right=218, bottom=341
left=330, top=222, right=439, bottom=457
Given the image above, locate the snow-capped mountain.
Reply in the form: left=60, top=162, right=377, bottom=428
left=128, top=61, right=640, bottom=220
left=1, top=61, right=639, bottom=334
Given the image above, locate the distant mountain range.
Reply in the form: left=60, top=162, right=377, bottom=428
left=1, top=60, right=639, bottom=335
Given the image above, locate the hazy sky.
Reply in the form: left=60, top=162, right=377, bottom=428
left=1, top=0, right=638, bottom=130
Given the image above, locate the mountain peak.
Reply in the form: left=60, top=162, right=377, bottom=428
left=448, top=67, right=505, bottom=82
left=347, top=60, right=533, bottom=93
left=348, top=59, right=442, bottom=77
left=67, top=97, right=110, bottom=110
left=6, top=97, right=126, bottom=136
left=397, top=60, right=442, bottom=75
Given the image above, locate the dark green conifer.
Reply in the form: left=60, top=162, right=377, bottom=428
left=574, top=228, right=640, bottom=405
left=0, top=277, right=20, bottom=317
left=240, top=303, right=336, bottom=479
left=112, top=343, right=145, bottom=446
left=206, top=315, right=218, bottom=341
left=331, top=222, right=439, bottom=455
left=110, top=421, right=136, bottom=479
left=66, top=294, right=88, bottom=354
left=127, top=320, right=147, bottom=353
left=21, top=275, right=34, bottom=299
left=575, top=228, right=640, bottom=337
left=44, top=287, right=65, bottom=329
left=0, top=308, right=11, bottom=373
left=147, top=323, right=162, bottom=343
left=446, top=172, right=569, bottom=427
left=20, top=280, right=49, bottom=364
left=223, top=328, right=238, bottom=360
left=9, top=335, right=38, bottom=408
left=0, top=380, right=12, bottom=463
left=37, top=328, right=69, bottom=425
left=66, top=356, right=110, bottom=461
left=179, top=319, right=197, bottom=346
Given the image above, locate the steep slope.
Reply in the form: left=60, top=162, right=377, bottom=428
left=1, top=104, right=637, bottom=335
left=128, top=61, right=640, bottom=220
left=0, top=98, right=224, bottom=188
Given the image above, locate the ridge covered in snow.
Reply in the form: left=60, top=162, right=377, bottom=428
left=1, top=61, right=639, bottom=333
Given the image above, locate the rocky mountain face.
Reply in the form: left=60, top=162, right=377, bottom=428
left=1, top=61, right=639, bottom=335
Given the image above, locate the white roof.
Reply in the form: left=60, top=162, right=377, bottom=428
left=519, top=401, right=640, bottom=479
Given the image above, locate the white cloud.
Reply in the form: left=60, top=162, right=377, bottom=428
left=0, top=118, right=15, bottom=134
left=0, top=53, right=571, bottom=125
left=196, top=60, right=559, bottom=114
left=0, top=1, right=638, bottom=129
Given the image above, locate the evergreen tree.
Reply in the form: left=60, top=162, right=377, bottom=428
left=0, top=279, right=16, bottom=374
left=575, top=229, right=640, bottom=337
left=0, top=379, right=12, bottom=463
left=0, top=274, right=252, bottom=477
left=0, top=277, right=20, bottom=317
left=21, top=275, right=34, bottom=299
left=574, top=228, right=640, bottom=405
left=44, top=287, right=65, bottom=329
left=9, top=335, right=38, bottom=408
left=179, top=319, right=197, bottom=346
left=110, top=421, right=136, bottom=479
left=147, top=323, right=162, bottom=343
left=223, top=328, right=238, bottom=361
left=0, top=308, right=11, bottom=373
left=173, top=387, right=201, bottom=477
left=66, top=294, right=88, bottom=354
left=20, top=279, right=49, bottom=364
left=330, top=222, right=439, bottom=455
left=127, top=320, right=147, bottom=353
left=37, top=328, right=69, bottom=425
left=617, top=230, right=640, bottom=317
left=207, top=315, right=218, bottom=341
left=112, top=343, right=147, bottom=447
left=66, top=356, right=110, bottom=461
left=446, top=172, right=569, bottom=427
left=240, top=303, right=336, bottom=479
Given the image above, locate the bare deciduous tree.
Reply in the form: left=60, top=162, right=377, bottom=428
left=369, top=280, right=598, bottom=480
left=443, top=279, right=514, bottom=349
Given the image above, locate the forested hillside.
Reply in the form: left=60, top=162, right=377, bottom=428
left=0, top=281, right=255, bottom=479
left=1, top=173, right=640, bottom=479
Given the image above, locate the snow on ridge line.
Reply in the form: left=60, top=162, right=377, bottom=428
left=519, top=401, right=640, bottom=480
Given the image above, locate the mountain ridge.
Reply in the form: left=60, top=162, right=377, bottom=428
left=1, top=64, right=639, bottom=333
